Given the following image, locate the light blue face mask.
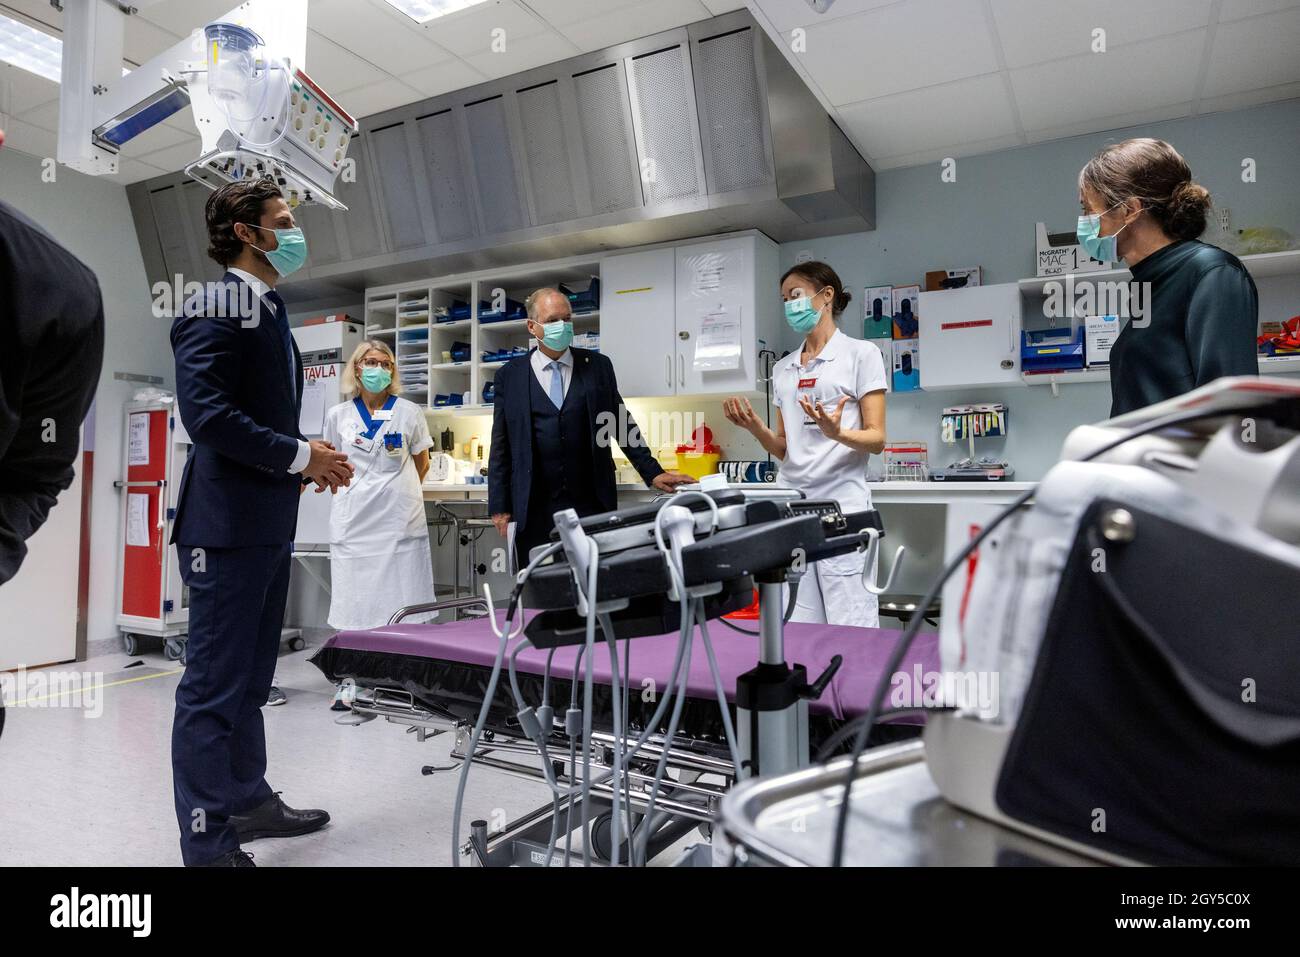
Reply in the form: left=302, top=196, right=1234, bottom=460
left=245, top=223, right=309, bottom=277
left=784, top=295, right=823, bottom=334
left=1077, top=202, right=1131, bottom=263
left=359, top=366, right=392, bottom=393
left=538, top=319, right=574, bottom=351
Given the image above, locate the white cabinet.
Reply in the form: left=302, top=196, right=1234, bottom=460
left=600, top=246, right=678, bottom=397
left=918, top=282, right=1025, bottom=391
left=602, top=232, right=779, bottom=397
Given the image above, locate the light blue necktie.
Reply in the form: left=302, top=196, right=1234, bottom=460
left=548, top=359, right=564, bottom=410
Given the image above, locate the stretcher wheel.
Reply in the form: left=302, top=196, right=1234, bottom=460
left=164, top=638, right=186, bottom=662
left=123, top=634, right=139, bottom=657
left=287, top=636, right=306, bottom=652
left=588, top=811, right=633, bottom=864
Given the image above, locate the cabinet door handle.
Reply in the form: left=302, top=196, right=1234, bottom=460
left=666, top=353, right=673, bottom=390
left=678, top=353, right=685, bottom=387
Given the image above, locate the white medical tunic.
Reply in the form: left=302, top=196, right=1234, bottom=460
left=771, top=329, right=888, bottom=627
left=322, top=396, right=436, bottom=630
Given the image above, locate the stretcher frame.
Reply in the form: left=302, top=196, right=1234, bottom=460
left=334, top=595, right=735, bottom=866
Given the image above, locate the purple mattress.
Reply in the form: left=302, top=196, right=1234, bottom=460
left=316, top=611, right=938, bottom=723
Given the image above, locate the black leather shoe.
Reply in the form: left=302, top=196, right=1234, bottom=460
left=198, top=849, right=255, bottom=867
left=230, top=793, right=330, bottom=841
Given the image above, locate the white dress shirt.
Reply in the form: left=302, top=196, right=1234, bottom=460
left=227, top=266, right=311, bottom=475
left=529, top=346, right=574, bottom=408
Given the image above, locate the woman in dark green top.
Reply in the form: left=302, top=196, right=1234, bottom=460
left=1077, top=138, right=1259, bottom=416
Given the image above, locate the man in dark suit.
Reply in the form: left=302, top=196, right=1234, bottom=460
left=170, top=177, right=353, bottom=867
left=488, top=287, right=692, bottom=564
left=0, top=125, right=105, bottom=589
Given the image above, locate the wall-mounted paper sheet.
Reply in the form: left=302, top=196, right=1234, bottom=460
left=128, top=413, right=150, bottom=466
left=694, top=307, right=742, bottom=371
left=299, top=372, right=329, bottom=437
left=127, top=494, right=151, bottom=547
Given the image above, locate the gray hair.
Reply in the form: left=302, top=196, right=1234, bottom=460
left=524, top=287, right=569, bottom=322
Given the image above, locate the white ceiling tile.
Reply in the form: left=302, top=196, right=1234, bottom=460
left=795, top=0, right=1001, bottom=106
left=14, top=98, right=59, bottom=132
left=462, top=30, right=581, bottom=78
left=333, top=78, right=425, bottom=118
left=134, top=0, right=245, bottom=39
left=0, top=65, right=60, bottom=116
left=989, top=0, right=1212, bottom=69
left=870, top=131, right=1024, bottom=170
left=140, top=137, right=205, bottom=173
left=399, top=58, right=490, bottom=97
left=418, top=0, right=548, bottom=57
left=1021, top=102, right=1194, bottom=145
left=308, top=0, right=454, bottom=72
left=1218, top=0, right=1300, bottom=21
left=752, top=0, right=900, bottom=35
left=838, top=73, right=1019, bottom=160
left=1201, top=6, right=1300, bottom=98
left=1010, top=30, right=1205, bottom=131
left=521, top=0, right=642, bottom=27
left=555, top=0, right=712, bottom=52
left=122, top=13, right=186, bottom=66
left=1197, top=79, right=1300, bottom=113
left=304, top=31, right=390, bottom=91
left=0, top=117, right=57, bottom=159
left=697, top=0, right=748, bottom=14
left=105, top=156, right=169, bottom=184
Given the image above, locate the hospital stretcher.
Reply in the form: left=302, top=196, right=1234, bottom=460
left=312, top=596, right=937, bottom=865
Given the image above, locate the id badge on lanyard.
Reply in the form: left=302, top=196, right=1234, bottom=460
left=797, top=376, right=819, bottom=427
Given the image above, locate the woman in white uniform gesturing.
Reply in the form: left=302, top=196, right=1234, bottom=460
left=322, top=340, right=436, bottom=629
left=723, top=261, right=888, bottom=627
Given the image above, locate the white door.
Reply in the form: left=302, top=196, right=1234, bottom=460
left=674, top=236, right=755, bottom=395
left=600, top=247, right=678, bottom=397
left=918, top=283, right=1025, bottom=390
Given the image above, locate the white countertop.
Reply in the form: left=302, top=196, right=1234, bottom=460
left=423, top=480, right=1036, bottom=500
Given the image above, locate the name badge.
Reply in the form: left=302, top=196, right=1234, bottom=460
left=351, top=434, right=376, bottom=453
left=371, top=409, right=394, bottom=421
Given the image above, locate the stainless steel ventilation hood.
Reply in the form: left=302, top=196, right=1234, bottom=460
left=126, top=9, right=874, bottom=305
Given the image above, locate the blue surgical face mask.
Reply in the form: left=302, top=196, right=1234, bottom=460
left=245, top=223, right=309, bottom=277
left=538, top=319, right=574, bottom=351
left=359, top=366, right=392, bottom=393
left=784, top=295, right=823, bottom=334
left=1077, top=202, right=1131, bottom=263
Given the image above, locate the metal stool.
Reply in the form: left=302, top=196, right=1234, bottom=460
left=878, top=594, right=941, bottom=628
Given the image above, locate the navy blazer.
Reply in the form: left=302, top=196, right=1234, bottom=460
left=171, top=272, right=305, bottom=548
left=488, top=347, right=662, bottom=530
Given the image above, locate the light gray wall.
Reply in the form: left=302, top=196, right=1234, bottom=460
left=0, top=147, right=174, bottom=650
left=778, top=98, right=1300, bottom=479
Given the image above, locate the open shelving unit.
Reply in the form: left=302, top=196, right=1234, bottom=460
left=1016, top=247, right=1300, bottom=394
left=362, top=252, right=603, bottom=424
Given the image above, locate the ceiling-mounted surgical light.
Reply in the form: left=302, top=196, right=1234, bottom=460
left=382, top=0, right=492, bottom=24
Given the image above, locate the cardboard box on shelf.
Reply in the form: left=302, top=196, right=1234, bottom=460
left=1035, top=222, right=1110, bottom=277
left=924, top=268, right=982, bottom=291
left=892, top=285, right=920, bottom=339
left=864, top=284, right=892, bottom=338
left=892, top=338, right=920, bottom=392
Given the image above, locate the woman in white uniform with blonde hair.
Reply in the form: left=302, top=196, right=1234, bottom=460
left=723, top=261, right=888, bottom=627
left=322, top=339, right=436, bottom=629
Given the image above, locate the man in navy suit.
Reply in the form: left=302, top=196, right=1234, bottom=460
left=488, top=288, right=692, bottom=564
left=170, top=177, right=353, bottom=867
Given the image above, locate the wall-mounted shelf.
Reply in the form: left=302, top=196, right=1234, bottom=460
left=1017, top=248, right=1300, bottom=295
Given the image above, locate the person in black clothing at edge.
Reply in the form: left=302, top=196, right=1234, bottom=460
left=1077, top=137, right=1259, bottom=416
left=0, top=126, right=106, bottom=740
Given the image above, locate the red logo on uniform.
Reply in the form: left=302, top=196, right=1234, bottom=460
left=798, top=377, right=817, bottom=388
